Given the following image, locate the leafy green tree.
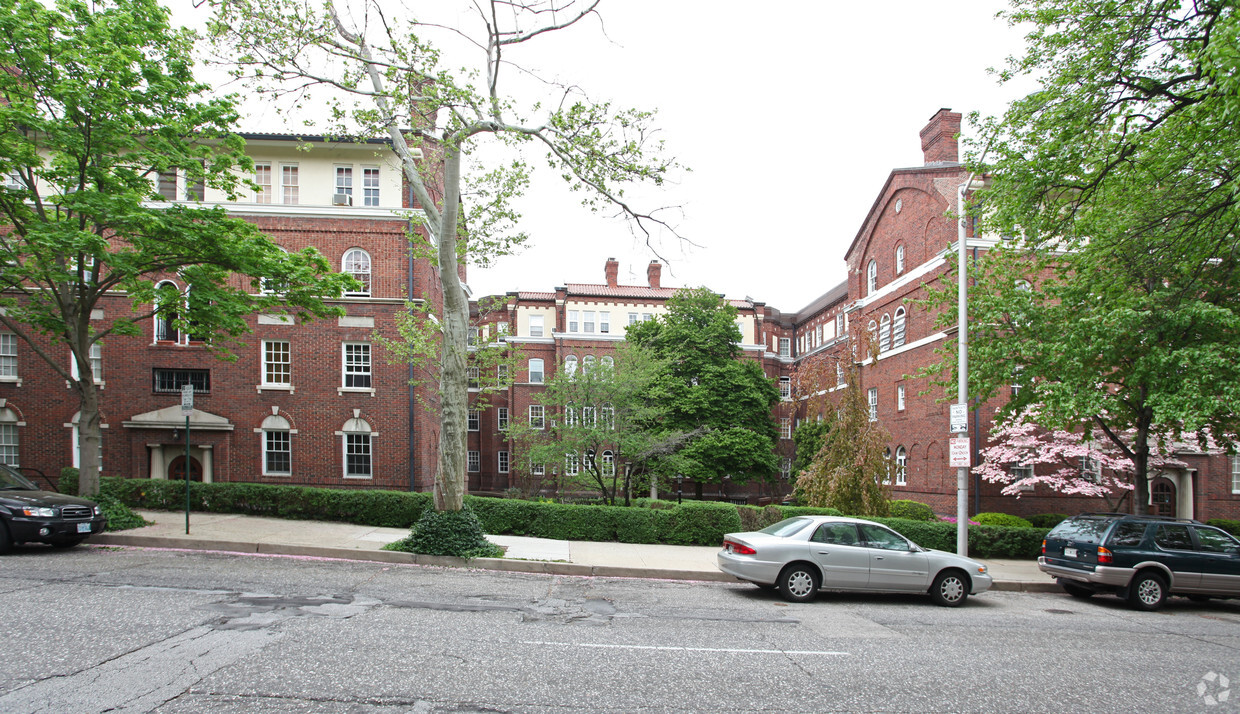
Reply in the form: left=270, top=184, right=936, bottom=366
left=508, top=344, right=669, bottom=505
left=0, top=0, right=353, bottom=496
left=210, top=0, right=681, bottom=514
left=950, top=0, right=1240, bottom=510
left=791, top=418, right=830, bottom=479
left=795, top=361, right=890, bottom=516
left=626, top=288, right=779, bottom=496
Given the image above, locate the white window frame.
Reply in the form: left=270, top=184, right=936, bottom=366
left=601, top=450, right=615, bottom=478
left=1012, top=464, right=1035, bottom=491
left=341, top=342, right=372, bottom=393
left=362, top=166, right=380, bottom=206
left=263, top=427, right=292, bottom=476
left=867, top=259, right=877, bottom=294
left=780, top=417, right=791, bottom=440
left=0, top=333, right=16, bottom=382
left=564, top=355, right=577, bottom=378
left=498, top=451, right=509, bottom=474
left=601, top=403, right=615, bottom=430
left=893, top=307, right=906, bottom=348
left=528, top=314, right=544, bottom=337
left=583, top=311, right=595, bottom=333
left=879, top=314, right=891, bottom=353
left=564, top=406, right=576, bottom=428
left=528, top=358, right=544, bottom=384
left=0, top=412, right=19, bottom=466
left=467, top=410, right=479, bottom=431
left=528, top=404, right=545, bottom=430
left=280, top=163, right=299, bottom=204
left=564, top=452, right=579, bottom=476
left=779, top=376, right=791, bottom=400
left=868, top=388, right=878, bottom=422
left=1232, top=455, right=1240, bottom=494
left=896, top=245, right=905, bottom=274
left=897, top=384, right=906, bottom=411
left=836, top=362, right=845, bottom=388
left=895, top=446, right=907, bottom=485
left=254, top=163, right=272, bottom=204
left=339, top=419, right=373, bottom=479
left=69, top=343, right=103, bottom=385
left=261, top=340, right=292, bottom=390
left=600, top=312, right=610, bottom=334
left=334, top=165, right=353, bottom=199
left=497, top=407, right=509, bottom=431
left=467, top=450, right=480, bottom=473
left=154, top=280, right=182, bottom=344
left=778, top=337, right=790, bottom=358
left=581, top=406, right=596, bottom=427
left=568, top=310, right=579, bottom=333
left=343, top=248, right=372, bottom=296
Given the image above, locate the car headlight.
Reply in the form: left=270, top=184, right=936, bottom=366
left=93, top=505, right=102, bottom=516
left=22, top=507, right=56, bottom=518
left=976, top=566, right=988, bottom=575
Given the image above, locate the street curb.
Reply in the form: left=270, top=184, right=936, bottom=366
left=90, top=533, right=1051, bottom=590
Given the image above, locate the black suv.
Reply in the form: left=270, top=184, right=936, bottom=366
left=0, top=464, right=107, bottom=553
left=1039, top=513, right=1240, bottom=610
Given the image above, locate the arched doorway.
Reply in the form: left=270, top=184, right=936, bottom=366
left=168, top=455, right=202, bottom=482
left=1150, top=477, right=1176, bottom=517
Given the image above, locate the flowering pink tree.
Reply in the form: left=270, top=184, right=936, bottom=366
left=975, top=407, right=1149, bottom=509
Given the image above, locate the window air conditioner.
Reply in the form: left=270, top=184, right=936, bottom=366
left=332, top=193, right=353, bottom=206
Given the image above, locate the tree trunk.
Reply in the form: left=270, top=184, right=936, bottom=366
left=76, top=378, right=102, bottom=497
left=1132, top=417, right=1152, bottom=516
left=433, top=146, right=468, bottom=512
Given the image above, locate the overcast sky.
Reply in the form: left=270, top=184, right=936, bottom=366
left=182, top=0, right=1035, bottom=313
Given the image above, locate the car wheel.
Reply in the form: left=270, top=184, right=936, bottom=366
left=1128, top=572, right=1167, bottom=611
left=52, top=538, right=85, bottom=549
left=776, top=564, right=820, bottom=603
left=1060, top=580, right=1094, bottom=599
left=930, top=570, right=969, bottom=607
left=0, top=520, right=10, bottom=555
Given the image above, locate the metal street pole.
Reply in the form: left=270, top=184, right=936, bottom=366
left=955, top=174, right=983, bottom=556
left=181, top=384, right=193, bottom=535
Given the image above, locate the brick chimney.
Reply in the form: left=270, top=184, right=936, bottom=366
left=605, top=257, right=619, bottom=288
left=920, top=108, right=962, bottom=165
left=647, top=260, right=662, bottom=289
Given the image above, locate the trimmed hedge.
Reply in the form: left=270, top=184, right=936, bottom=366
left=866, top=517, right=1050, bottom=559
left=1027, top=513, right=1070, bottom=529
left=973, top=512, right=1034, bottom=529
left=1207, top=519, right=1240, bottom=537
left=888, top=500, right=936, bottom=522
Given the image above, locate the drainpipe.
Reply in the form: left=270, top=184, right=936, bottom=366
left=407, top=182, right=418, bottom=492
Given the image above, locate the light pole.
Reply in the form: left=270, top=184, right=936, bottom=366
left=955, top=173, right=985, bottom=556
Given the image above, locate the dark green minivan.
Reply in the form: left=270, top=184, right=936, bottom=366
left=1038, top=513, right=1240, bottom=611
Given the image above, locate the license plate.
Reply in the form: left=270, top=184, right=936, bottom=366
left=1063, top=547, right=1078, bottom=558
left=76, top=522, right=92, bottom=534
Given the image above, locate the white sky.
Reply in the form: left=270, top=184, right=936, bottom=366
left=178, top=0, right=1035, bottom=314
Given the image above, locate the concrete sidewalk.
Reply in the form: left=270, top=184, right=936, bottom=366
left=89, top=509, right=1058, bottom=592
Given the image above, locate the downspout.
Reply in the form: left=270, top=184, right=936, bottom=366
left=408, top=181, right=418, bottom=492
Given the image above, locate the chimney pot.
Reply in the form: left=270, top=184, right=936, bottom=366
left=605, top=257, right=619, bottom=288
left=920, top=108, right=962, bottom=165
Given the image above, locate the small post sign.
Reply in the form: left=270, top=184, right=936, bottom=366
left=949, top=437, right=971, bottom=468
left=949, top=403, right=969, bottom=434
left=180, top=384, right=194, bottom=414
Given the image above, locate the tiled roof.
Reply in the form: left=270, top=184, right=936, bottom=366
left=563, top=283, right=679, bottom=299
left=516, top=291, right=556, bottom=300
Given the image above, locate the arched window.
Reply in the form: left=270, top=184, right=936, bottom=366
left=895, top=446, right=908, bottom=485
left=261, top=414, right=293, bottom=476
left=564, top=355, right=577, bottom=378
left=339, top=415, right=374, bottom=479
left=893, top=307, right=906, bottom=348
left=895, top=245, right=905, bottom=274
left=879, top=314, right=891, bottom=353
left=600, top=356, right=614, bottom=370
left=0, top=407, right=19, bottom=466
left=601, top=403, right=614, bottom=430
left=602, top=450, right=615, bottom=478
left=883, top=447, right=892, bottom=485
left=582, top=355, right=596, bottom=375
left=343, top=248, right=371, bottom=296
left=564, top=406, right=576, bottom=427
left=154, top=281, right=181, bottom=343
left=867, top=259, right=877, bottom=294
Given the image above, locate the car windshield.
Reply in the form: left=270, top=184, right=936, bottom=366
left=0, top=464, right=37, bottom=491
left=1047, top=516, right=1114, bottom=544
left=759, top=517, right=814, bottom=538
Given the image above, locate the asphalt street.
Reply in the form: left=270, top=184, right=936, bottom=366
left=2, top=544, right=1238, bottom=713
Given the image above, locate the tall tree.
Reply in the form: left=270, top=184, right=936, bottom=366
left=951, top=0, right=1240, bottom=511
left=0, top=0, right=353, bottom=496
left=625, top=287, right=779, bottom=495
left=210, top=0, right=681, bottom=512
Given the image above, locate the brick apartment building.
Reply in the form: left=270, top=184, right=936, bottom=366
left=1, top=134, right=445, bottom=493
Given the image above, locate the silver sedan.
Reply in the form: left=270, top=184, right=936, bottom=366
left=717, top=515, right=993, bottom=606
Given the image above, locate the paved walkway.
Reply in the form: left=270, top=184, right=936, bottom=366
left=89, top=510, right=1058, bottom=592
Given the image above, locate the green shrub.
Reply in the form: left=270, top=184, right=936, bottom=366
left=737, top=504, right=788, bottom=532
left=1027, top=513, right=1070, bottom=529
left=863, top=517, right=1049, bottom=559
left=887, top=500, right=936, bottom=521
left=96, top=492, right=151, bottom=531
left=973, top=512, right=1034, bottom=528
left=59, top=467, right=79, bottom=495
left=870, top=517, right=956, bottom=552
left=1206, top=519, right=1240, bottom=537
left=777, top=506, right=843, bottom=519
left=386, top=506, right=503, bottom=558
left=658, top=501, right=743, bottom=545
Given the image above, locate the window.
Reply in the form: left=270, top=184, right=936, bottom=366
left=530, top=462, right=545, bottom=476
left=528, top=358, right=544, bottom=384
left=498, top=451, right=510, bottom=474
left=528, top=314, right=544, bottom=338
left=868, top=388, right=878, bottom=421
left=568, top=310, right=579, bottom=332
left=628, top=312, right=638, bottom=325
left=342, top=343, right=371, bottom=389
left=362, top=167, right=380, bottom=206
left=780, top=458, right=792, bottom=479
left=467, top=366, right=479, bottom=389
left=154, top=281, right=181, bottom=343
left=642, top=313, right=652, bottom=322
left=897, top=384, right=905, bottom=411
left=280, top=164, right=299, bottom=204
left=582, top=355, right=596, bottom=375
left=185, top=163, right=205, bottom=201
left=468, top=327, right=478, bottom=346
left=600, top=312, right=610, bottom=334
left=583, top=311, right=595, bottom=333
left=778, top=338, right=790, bottom=358
left=467, top=451, right=480, bottom=472
left=254, top=163, right=272, bottom=204
left=1233, top=455, right=1240, bottom=494
left=0, top=333, right=17, bottom=379
left=1154, top=524, right=1193, bottom=551
left=816, top=325, right=823, bottom=345
left=893, top=307, right=906, bottom=348
left=497, top=407, right=509, bottom=431
left=777, top=417, right=791, bottom=440
left=70, top=343, right=103, bottom=383
left=528, top=404, right=545, bottom=429
left=601, top=450, right=615, bottom=478
left=779, top=376, right=791, bottom=399
left=153, top=368, right=210, bottom=393
left=0, top=408, right=19, bottom=466
left=335, top=166, right=353, bottom=199
left=563, top=406, right=576, bottom=427
left=896, top=245, right=905, bottom=274
left=497, top=364, right=509, bottom=387
left=261, top=415, right=292, bottom=476
left=157, top=169, right=178, bottom=200
left=1080, top=454, right=1101, bottom=483
left=836, top=363, right=845, bottom=388
left=564, top=355, right=577, bottom=378
left=1011, top=464, right=1034, bottom=491
left=1195, top=527, right=1240, bottom=554
left=836, top=313, right=846, bottom=335
left=581, top=406, right=596, bottom=427
left=343, top=249, right=371, bottom=296
left=895, top=446, right=907, bottom=485
left=340, top=416, right=373, bottom=478
left=3, top=169, right=23, bottom=191
left=883, top=448, right=892, bottom=485
left=879, top=314, right=891, bottom=352
left=263, top=340, right=291, bottom=387
left=467, top=410, right=479, bottom=432
left=867, top=259, right=877, bottom=294
left=601, top=403, right=614, bottom=430
left=564, top=452, right=579, bottom=476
